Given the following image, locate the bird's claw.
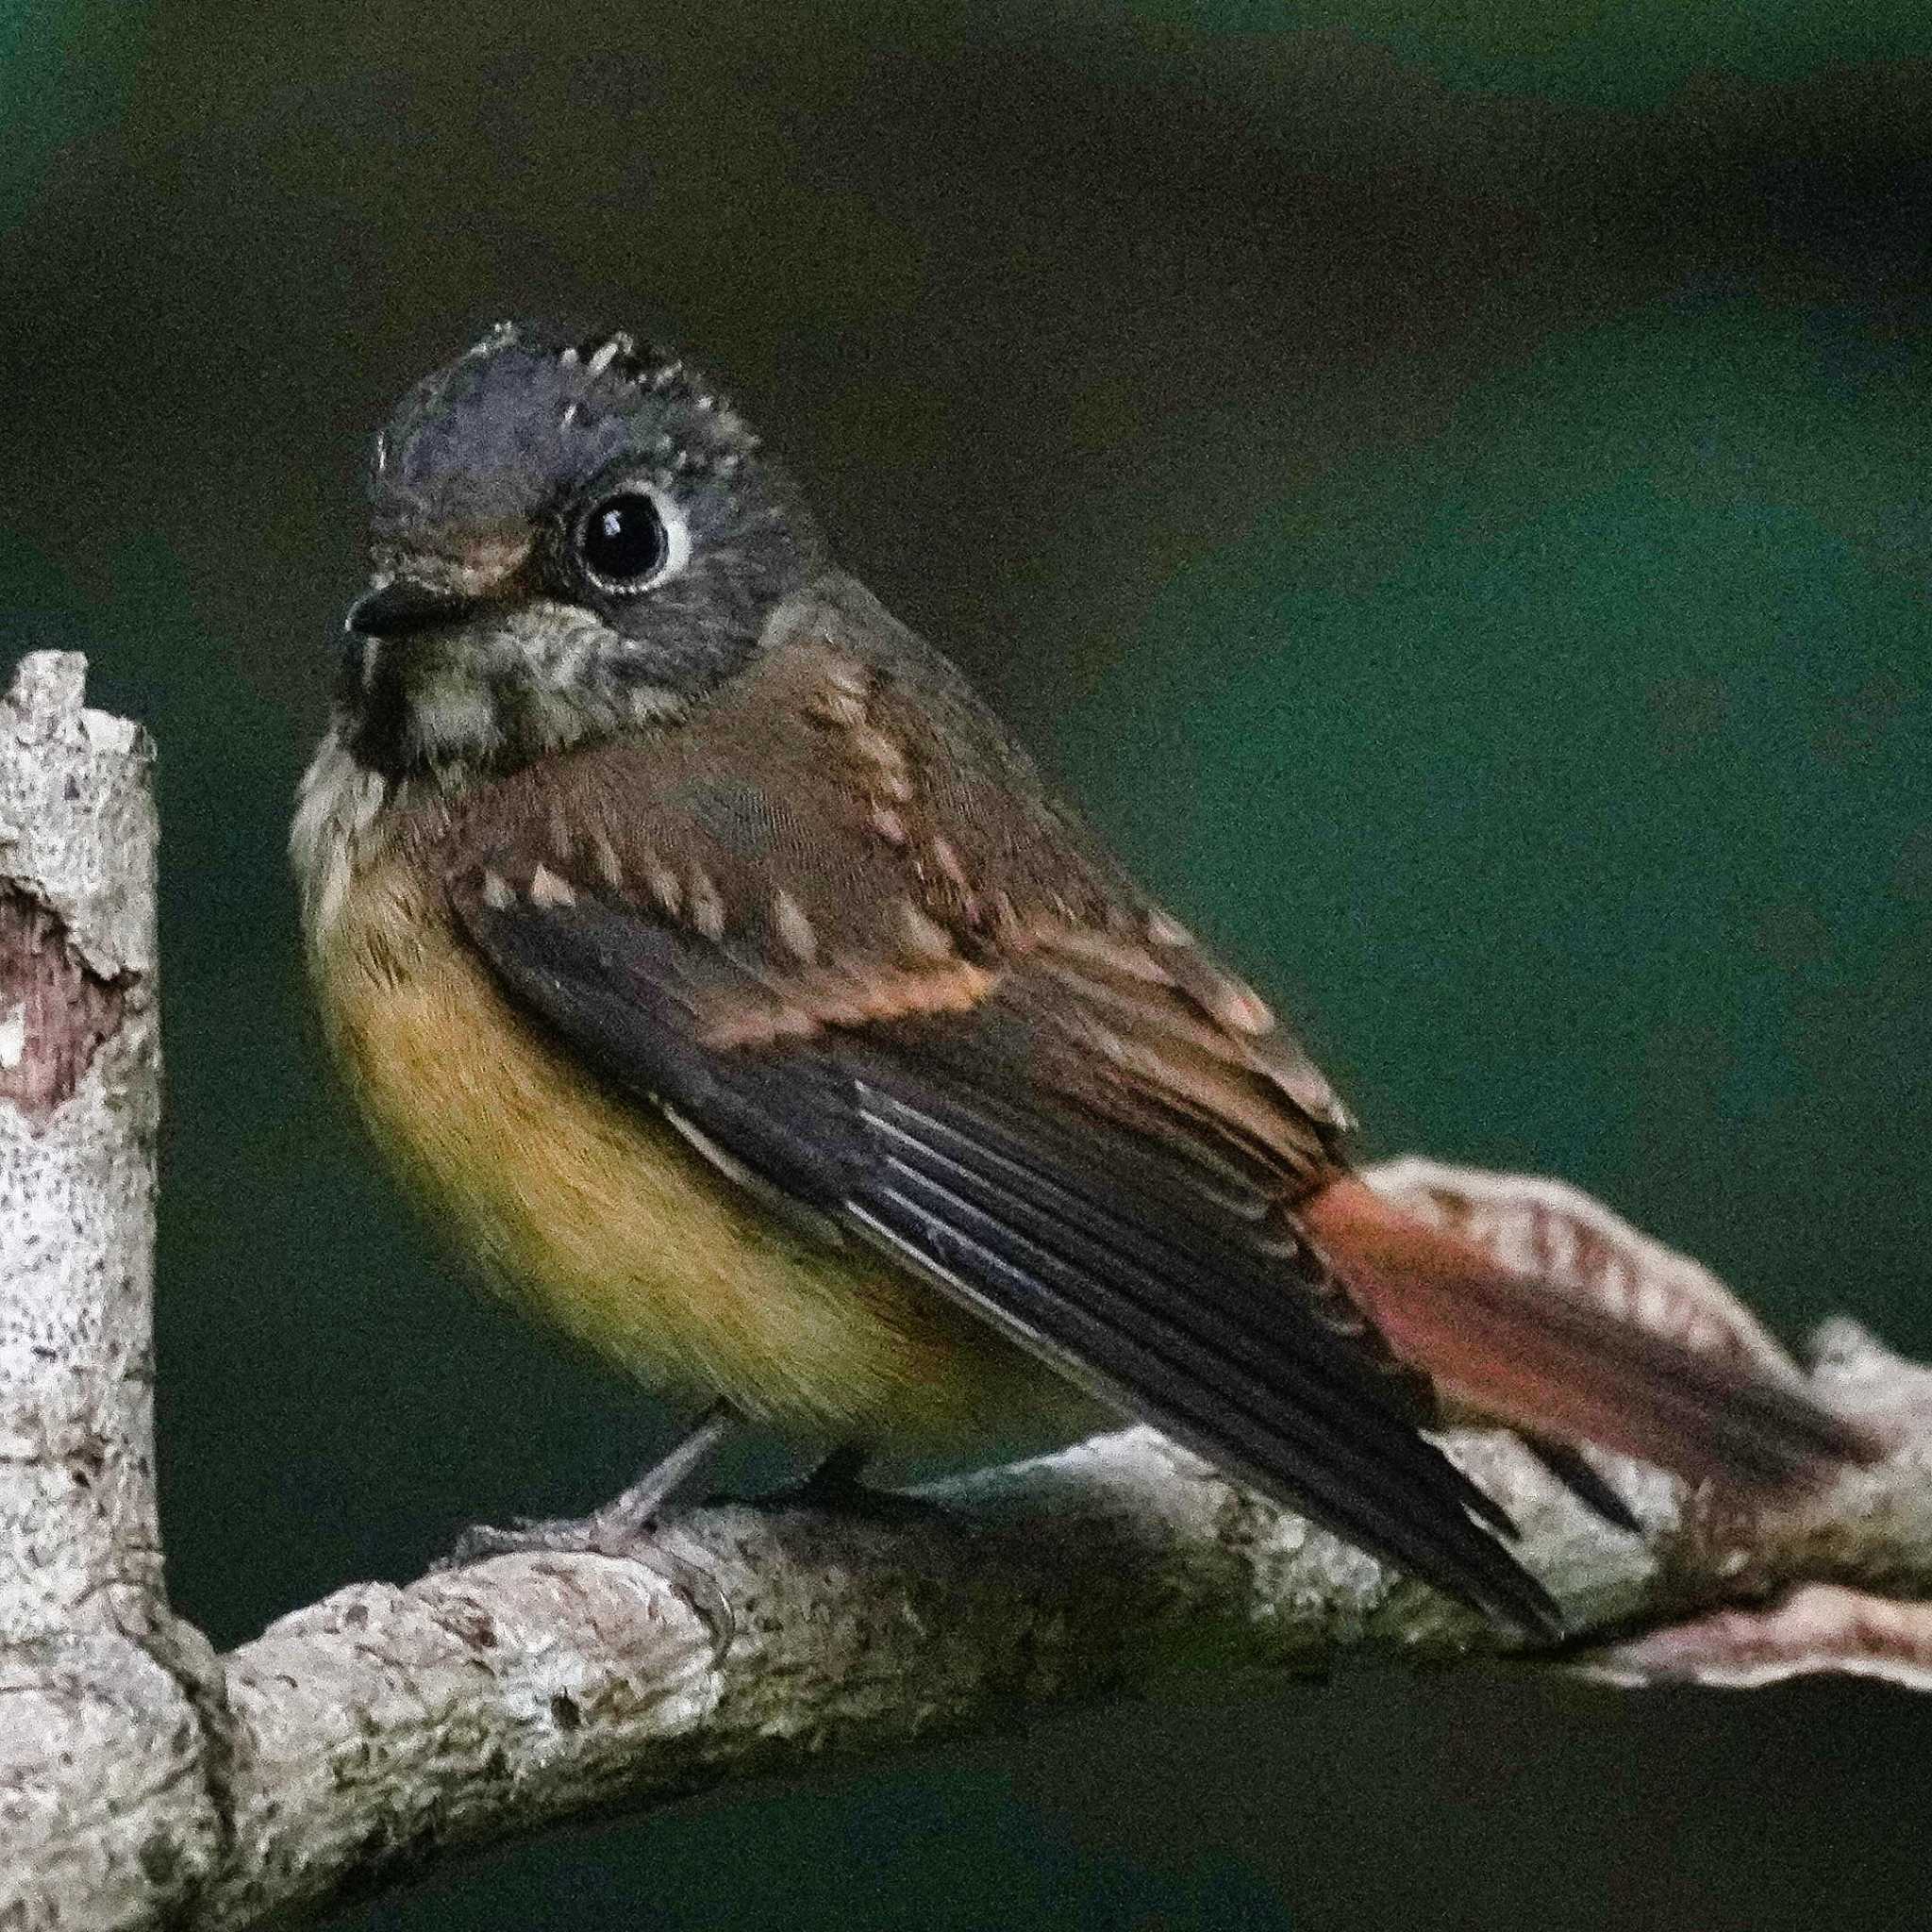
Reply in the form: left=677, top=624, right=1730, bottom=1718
left=433, top=1509, right=626, bottom=1572
left=431, top=1507, right=735, bottom=1659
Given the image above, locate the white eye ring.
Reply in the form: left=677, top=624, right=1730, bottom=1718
left=574, top=485, right=690, bottom=594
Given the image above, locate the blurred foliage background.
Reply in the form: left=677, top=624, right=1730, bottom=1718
left=4, top=2, right=1930, bottom=1926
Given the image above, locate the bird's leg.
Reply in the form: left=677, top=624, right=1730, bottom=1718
left=589, top=1400, right=744, bottom=1542
left=438, top=1399, right=741, bottom=1567
left=786, top=1441, right=874, bottom=1504
left=736, top=1441, right=954, bottom=1525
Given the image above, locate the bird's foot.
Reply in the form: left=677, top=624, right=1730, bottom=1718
left=725, top=1442, right=956, bottom=1528
left=436, top=1498, right=736, bottom=1657
left=431, top=1402, right=740, bottom=1650
left=437, top=1507, right=635, bottom=1568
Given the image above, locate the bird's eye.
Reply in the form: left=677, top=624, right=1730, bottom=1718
left=575, top=491, right=671, bottom=591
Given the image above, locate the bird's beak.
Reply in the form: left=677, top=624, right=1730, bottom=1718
left=343, top=577, right=486, bottom=639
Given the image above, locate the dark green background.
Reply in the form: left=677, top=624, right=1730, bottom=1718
left=5, top=4, right=1930, bottom=1926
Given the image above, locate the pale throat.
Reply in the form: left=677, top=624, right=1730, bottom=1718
left=292, top=599, right=687, bottom=947
left=343, top=598, right=689, bottom=780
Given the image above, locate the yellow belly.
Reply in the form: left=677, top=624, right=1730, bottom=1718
left=311, top=849, right=1096, bottom=1455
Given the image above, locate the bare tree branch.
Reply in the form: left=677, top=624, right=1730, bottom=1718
left=3, top=654, right=1929, bottom=1932
left=190, top=1313, right=1929, bottom=1929
left=0, top=653, right=225, bottom=1928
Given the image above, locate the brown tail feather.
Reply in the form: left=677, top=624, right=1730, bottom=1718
left=1301, top=1177, right=1883, bottom=1493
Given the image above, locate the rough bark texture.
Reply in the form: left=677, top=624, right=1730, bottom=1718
left=0, top=653, right=225, bottom=1928
left=3, top=653, right=1930, bottom=1932
left=193, top=1317, right=1932, bottom=1929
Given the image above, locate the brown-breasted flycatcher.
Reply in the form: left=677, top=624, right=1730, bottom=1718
left=292, top=324, right=1876, bottom=1634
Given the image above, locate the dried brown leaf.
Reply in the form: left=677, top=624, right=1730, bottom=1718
left=1583, top=1583, right=1932, bottom=1690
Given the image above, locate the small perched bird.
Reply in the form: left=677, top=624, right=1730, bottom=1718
left=293, top=322, right=1874, bottom=1635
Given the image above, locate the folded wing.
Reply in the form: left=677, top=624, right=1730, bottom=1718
left=448, top=859, right=1566, bottom=1635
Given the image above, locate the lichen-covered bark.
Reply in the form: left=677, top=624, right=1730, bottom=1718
left=0, top=652, right=222, bottom=1930
left=192, top=1314, right=1932, bottom=1930
left=4, top=651, right=1931, bottom=1932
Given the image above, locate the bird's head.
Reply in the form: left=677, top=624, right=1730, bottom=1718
left=338, top=322, right=823, bottom=782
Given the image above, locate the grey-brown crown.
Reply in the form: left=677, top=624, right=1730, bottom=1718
left=369, top=323, right=772, bottom=544
left=334, top=324, right=828, bottom=781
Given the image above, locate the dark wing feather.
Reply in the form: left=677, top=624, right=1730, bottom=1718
left=427, top=574, right=1562, bottom=1632
left=450, top=873, right=1561, bottom=1636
